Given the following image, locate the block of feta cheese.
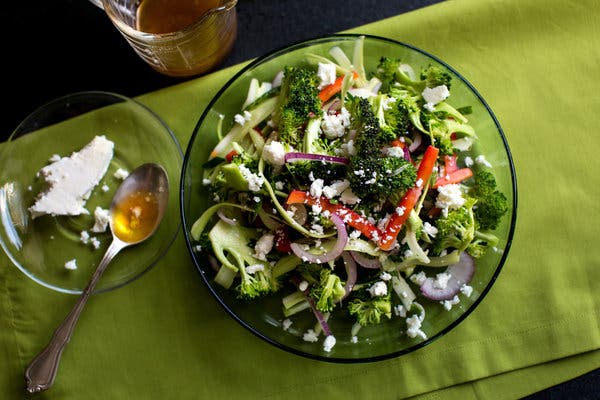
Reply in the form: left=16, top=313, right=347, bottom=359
left=29, top=135, right=114, bottom=218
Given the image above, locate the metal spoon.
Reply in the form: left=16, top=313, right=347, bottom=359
left=24, top=162, right=169, bottom=393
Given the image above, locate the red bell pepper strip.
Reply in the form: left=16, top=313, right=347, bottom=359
left=378, top=145, right=439, bottom=250
left=285, top=190, right=383, bottom=240
left=225, top=150, right=238, bottom=163
left=390, top=139, right=405, bottom=148
left=443, top=154, right=458, bottom=174
left=318, top=71, right=359, bottom=103
left=433, top=167, right=473, bottom=188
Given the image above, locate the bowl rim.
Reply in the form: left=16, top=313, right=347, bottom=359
left=180, top=33, right=518, bottom=363
left=0, top=90, right=183, bottom=295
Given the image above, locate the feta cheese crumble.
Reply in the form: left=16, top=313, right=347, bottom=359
left=406, top=315, right=427, bottom=339
left=317, top=62, right=337, bottom=89
left=91, top=207, right=110, bottom=233
left=435, top=183, right=466, bottom=216
left=309, top=179, right=325, bottom=199
left=380, top=272, right=392, bottom=281
left=433, top=272, right=452, bottom=290
left=29, top=135, right=114, bottom=218
left=253, top=233, right=274, bottom=261
left=422, top=85, right=450, bottom=111
left=238, top=165, right=265, bottom=192
left=64, top=259, right=78, bottom=270
left=282, top=318, right=293, bottom=331
left=298, top=280, right=309, bottom=292
left=322, top=179, right=350, bottom=199
left=460, top=284, right=473, bottom=297
left=262, top=141, right=286, bottom=166
left=323, top=335, right=336, bottom=352
left=441, top=295, right=461, bottom=311
left=321, top=107, right=351, bottom=138
left=113, top=168, right=129, bottom=180
left=367, top=281, right=388, bottom=297
left=302, top=329, right=319, bottom=343
left=234, top=110, right=252, bottom=125
left=423, top=222, right=438, bottom=238
left=90, top=237, right=101, bottom=249
left=410, top=271, right=427, bottom=286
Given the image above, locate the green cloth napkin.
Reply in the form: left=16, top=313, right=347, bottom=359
left=2, top=0, right=599, bottom=398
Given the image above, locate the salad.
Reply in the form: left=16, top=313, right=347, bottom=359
left=190, top=36, right=508, bottom=353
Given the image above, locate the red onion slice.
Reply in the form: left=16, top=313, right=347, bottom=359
left=290, top=213, right=348, bottom=264
left=217, top=208, right=237, bottom=225
left=341, top=251, right=357, bottom=298
left=285, top=152, right=349, bottom=165
left=420, top=252, right=475, bottom=301
left=325, top=98, right=342, bottom=113
left=349, top=251, right=382, bottom=269
left=402, top=146, right=412, bottom=162
left=408, top=132, right=422, bottom=152
left=291, top=275, right=332, bottom=336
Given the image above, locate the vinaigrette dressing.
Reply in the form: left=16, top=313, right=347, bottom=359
left=112, top=190, right=159, bottom=243
left=136, top=0, right=220, bottom=34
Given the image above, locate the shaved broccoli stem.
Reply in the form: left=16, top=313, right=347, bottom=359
left=283, top=290, right=305, bottom=310
left=215, top=264, right=237, bottom=289
left=272, top=254, right=302, bottom=278
left=210, top=96, right=277, bottom=159
left=190, top=202, right=254, bottom=240
left=329, top=45, right=353, bottom=72
left=259, top=158, right=333, bottom=239
left=283, top=300, right=310, bottom=317
left=352, top=35, right=367, bottom=86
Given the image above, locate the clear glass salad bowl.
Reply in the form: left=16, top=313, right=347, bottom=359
left=0, top=91, right=182, bottom=294
left=180, top=34, right=517, bottom=362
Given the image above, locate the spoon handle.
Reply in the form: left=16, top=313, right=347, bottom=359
left=24, top=239, right=125, bottom=393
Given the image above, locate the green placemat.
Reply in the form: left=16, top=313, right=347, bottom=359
left=2, top=0, right=599, bottom=398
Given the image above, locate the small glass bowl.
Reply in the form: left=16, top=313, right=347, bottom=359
left=181, top=34, right=517, bottom=362
left=0, top=91, right=182, bottom=294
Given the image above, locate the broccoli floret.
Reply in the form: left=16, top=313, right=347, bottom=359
left=422, top=113, right=454, bottom=156
left=467, top=230, right=500, bottom=258
left=347, top=288, right=392, bottom=326
left=420, top=108, right=477, bottom=156
left=204, top=143, right=264, bottom=201
left=348, top=155, right=417, bottom=200
left=419, top=65, right=452, bottom=90
left=388, top=87, right=429, bottom=135
left=372, top=94, right=410, bottom=139
left=273, top=65, right=323, bottom=148
left=431, top=199, right=476, bottom=255
left=375, top=56, right=402, bottom=87
left=345, top=96, right=389, bottom=157
left=375, top=58, right=452, bottom=92
left=469, top=168, right=509, bottom=231
left=281, top=160, right=347, bottom=188
left=374, top=57, right=420, bottom=92
left=207, top=220, right=279, bottom=299
left=344, top=94, right=417, bottom=200
left=309, top=268, right=346, bottom=313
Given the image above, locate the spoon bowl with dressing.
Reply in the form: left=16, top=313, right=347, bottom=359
left=24, top=162, right=169, bottom=393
